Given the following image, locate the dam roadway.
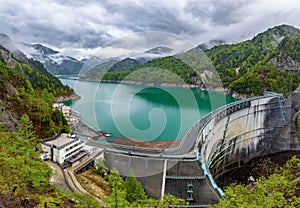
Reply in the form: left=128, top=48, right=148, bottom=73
left=78, top=92, right=298, bottom=206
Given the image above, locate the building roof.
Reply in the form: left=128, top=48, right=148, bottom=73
left=65, top=151, right=88, bottom=164
left=45, top=133, right=80, bottom=149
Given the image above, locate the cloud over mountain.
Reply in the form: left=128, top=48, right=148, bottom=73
left=0, top=0, right=299, bottom=58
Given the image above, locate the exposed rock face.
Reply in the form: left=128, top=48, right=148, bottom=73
left=289, top=84, right=300, bottom=112
left=280, top=84, right=300, bottom=150
left=269, top=54, right=300, bottom=71
left=0, top=47, right=18, bottom=67
left=56, top=92, right=81, bottom=102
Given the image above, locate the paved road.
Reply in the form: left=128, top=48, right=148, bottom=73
left=46, top=161, right=71, bottom=192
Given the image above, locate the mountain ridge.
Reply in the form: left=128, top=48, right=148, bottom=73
left=82, top=24, right=300, bottom=97
left=16, top=42, right=84, bottom=75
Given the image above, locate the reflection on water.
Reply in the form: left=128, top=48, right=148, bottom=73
left=60, top=78, right=237, bottom=141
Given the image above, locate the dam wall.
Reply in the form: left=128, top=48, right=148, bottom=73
left=100, top=93, right=296, bottom=206
left=104, top=151, right=220, bottom=204
left=199, top=94, right=294, bottom=184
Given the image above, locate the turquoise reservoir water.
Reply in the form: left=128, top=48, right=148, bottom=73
left=60, top=77, right=237, bottom=141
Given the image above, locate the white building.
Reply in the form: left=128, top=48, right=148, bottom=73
left=52, top=103, right=81, bottom=126
left=42, top=133, right=85, bottom=164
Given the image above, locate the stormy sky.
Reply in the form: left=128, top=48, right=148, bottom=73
left=0, top=0, right=299, bottom=58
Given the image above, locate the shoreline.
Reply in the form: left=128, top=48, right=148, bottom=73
left=77, top=78, right=251, bottom=99
left=58, top=78, right=251, bottom=147
left=56, top=92, right=81, bottom=103
left=59, top=75, right=253, bottom=100
left=78, top=78, right=199, bottom=88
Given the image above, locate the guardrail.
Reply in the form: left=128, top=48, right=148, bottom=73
left=75, top=93, right=286, bottom=200
left=165, top=175, right=206, bottom=180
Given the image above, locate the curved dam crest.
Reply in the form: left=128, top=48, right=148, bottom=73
left=85, top=92, right=298, bottom=206
left=60, top=77, right=299, bottom=206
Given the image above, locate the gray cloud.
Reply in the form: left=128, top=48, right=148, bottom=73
left=0, top=0, right=299, bottom=57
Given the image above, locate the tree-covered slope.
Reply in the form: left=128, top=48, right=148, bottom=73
left=216, top=156, right=300, bottom=207
left=206, top=25, right=300, bottom=72
left=82, top=25, right=300, bottom=96
left=0, top=47, right=72, bottom=137
left=229, top=34, right=300, bottom=96
left=205, top=25, right=300, bottom=91
left=0, top=46, right=102, bottom=207
left=85, top=59, right=118, bottom=79
left=84, top=57, right=148, bottom=80
left=101, top=56, right=197, bottom=84
left=109, top=58, right=146, bottom=72
left=269, top=35, right=300, bottom=70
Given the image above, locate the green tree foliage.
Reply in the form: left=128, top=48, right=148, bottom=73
left=251, top=157, right=277, bottom=178
left=95, top=158, right=109, bottom=177
left=109, top=58, right=145, bottom=72
left=25, top=59, right=74, bottom=96
left=18, top=114, right=34, bottom=140
left=229, top=71, right=263, bottom=95
left=272, top=36, right=300, bottom=62
left=0, top=128, right=52, bottom=199
left=34, top=189, right=101, bottom=208
left=103, top=168, right=187, bottom=208
left=147, top=194, right=188, bottom=208
left=125, top=170, right=147, bottom=204
left=86, top=25, right=300, bottom=96
left=0, top=110, right=4, bottom=131
left=93, top=56, right=197, bottom=84
left=105, top=169, right=129, bottom=208
left=216, top=156, right=300, bottom=207
left=207, top=26, right=300, bottom=96
left=0, top=61, right=69, bottom=137
left=70, top=192, right=101, bottom=208
left=0, top=57, right=102, bottom=207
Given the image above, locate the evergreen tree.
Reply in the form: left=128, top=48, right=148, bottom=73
left=125, top=170, right=147, bottom=204
left=147, top=194, right=187, bottom=208
left=105, top=169, right=129, bottom=208
left=216, top=156, right=300, bottom=207
left=18, top=114, right=34, bottom=140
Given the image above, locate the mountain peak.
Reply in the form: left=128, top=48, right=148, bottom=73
left=272, top=24, right=300, bottom=32
left=31, top=43, right=59, bottom=55
left=0, top=33, right=10, bottom=39
left=252, top=24, right=300, bottom=46
left=145, top=46, right=173, bottom=55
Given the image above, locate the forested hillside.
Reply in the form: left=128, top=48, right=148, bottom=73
left=0, top=45, right=102, bottom=207
left=0, top=46, right=72, bottom=137
left=100, top=56, right=197, bottom=84
left=85, top=25, right=300, bottom=96
left=217, top=157, right=300, bottom=207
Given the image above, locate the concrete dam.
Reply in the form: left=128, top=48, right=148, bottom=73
left=86, top=92, right=299, bottom=206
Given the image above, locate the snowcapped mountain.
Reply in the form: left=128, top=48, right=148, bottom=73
left=145, top=46, right=173, bottom=54
left=16, top=42, right=84, bottom=75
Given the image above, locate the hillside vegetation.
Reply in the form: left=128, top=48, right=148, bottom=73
left=0, top=47, right=73, bottom=137
left=217, top=156, right=300, bottom=207
left=0, top=47, right=102, bottom=207
left=85, top=25, right=300, bottom=96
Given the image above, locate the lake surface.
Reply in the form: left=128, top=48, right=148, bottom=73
left=60, top=77, right=237, bottom=141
